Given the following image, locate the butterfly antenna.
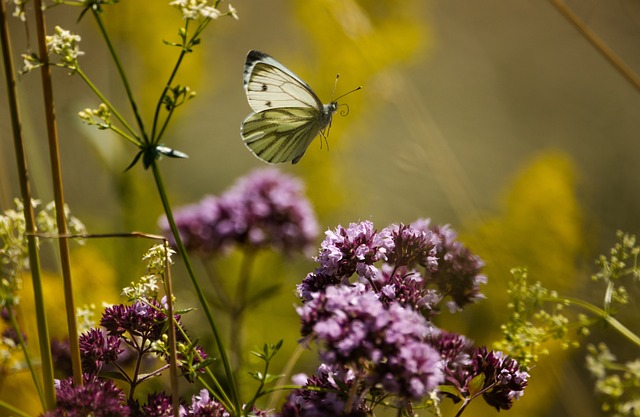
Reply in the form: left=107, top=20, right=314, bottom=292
left=331, top=74, right=340, bottom=101
left=334, top=85, right=363, bottom=102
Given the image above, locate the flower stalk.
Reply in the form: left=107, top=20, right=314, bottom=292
left=151, top=162, right=240, bottom=413
left=0, top=0, right=54, bottom=410
left=33, top=0, right=83, bottom=387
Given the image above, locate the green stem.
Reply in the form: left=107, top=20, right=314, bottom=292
left=561, top=296, right=640, bottom=348
left=75, top=68, right=141, bottom=144
left=150, top=161, right=240, bottom=413
left=266, top=343, right=305, bottom=409
left=150, top=26, right=190, bottom=143
left=154, top=102, right=178, bottom=144
left=454, top=398, right=471, bottom=417
left=202, top=259, right=232, bottom=311
left=230, top=249, right=256, bottom=370
left=7, top=307, right=45, bottom=406
left=0, top=400, right=32, bottom=417
left=245, top=348, right=270, bottom=411
left=175, top=318, right=232, bottom=408
left=162, top=241, right=180, bottom=417
left=90, top=9, right=148, bottom=141
left=1, top=0, right=55, bottom=408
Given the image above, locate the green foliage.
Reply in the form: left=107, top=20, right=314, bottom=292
left=586, top=343, right=640, bottom=417
left=0, top=199, right=86, bottom=306
left=593, top=231, right=640, bottom=311
left=494, top=230, right=640, bottom=417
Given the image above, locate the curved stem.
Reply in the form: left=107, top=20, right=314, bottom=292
left=150, top=161, right=240, bottom=413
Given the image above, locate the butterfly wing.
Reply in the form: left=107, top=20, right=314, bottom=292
left=241, top=107, right=331, bottom=164
left=243, top=50, right=323, bottom=113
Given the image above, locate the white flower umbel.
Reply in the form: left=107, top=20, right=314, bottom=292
left=170, top=0, right=221, bottom=20
left=45, top=26, right=84, bottom=70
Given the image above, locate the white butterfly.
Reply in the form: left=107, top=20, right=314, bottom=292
left=241, top=50, right=360, bottom=164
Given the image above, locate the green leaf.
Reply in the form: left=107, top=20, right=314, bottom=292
left=438, top=385, right=463, bottom=401
left=468, top=373, right=487, bottom=397
left=263, top=373, right=284, bottom=384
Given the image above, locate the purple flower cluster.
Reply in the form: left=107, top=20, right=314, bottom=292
left=279, top=365, right=367, bottom=417
left=473, top=347, right=529, bottom=411
left=299, top=219, right=485, bottom=315
left=41, top=375, right=130, bottom=417
left=182, top=389, right=229, bottom=417
left=79, top=328, right=122, bottom=374
left=297, top=284, right=443, bottom=401
left=428, top=330, right=529, bottom=411
left=159, top=168, right=319, bottom=257
left=101, top=301, right=169, bottom=342
left=41, top=381, right=238, bottom=417
left=428, top=224, right=487, bottom=311
left=294, top=219, right=528, bottom=413
left=136, top=392, right=177, bottom=417
left=95, top=300, right=207, bottom=381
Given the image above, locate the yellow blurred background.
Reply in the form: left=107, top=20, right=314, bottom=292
left=1, top=0, right=639, bottom=416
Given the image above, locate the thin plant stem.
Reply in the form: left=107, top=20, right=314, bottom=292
left=0, top=400, right=33, bottom=417
left=548, top=0, right=640, bottom=94
left=267, top=343, right=306, bottom=409
left=454, top=398, right=471, bottom=417
left=150, top=161, right=240, bottom=414
left=90, top=9, right=148, bottom=140
left=33, top=0, right=83, bottom=386
left=230, top=249, right=256, bottom=370
left=163, top=240, right=181, bottom=417
left=560, top=296, right=640, bottom=348
left=175, top=318, right=233, bottom=409
left=0, top=0, right=55, bottom=409
left=244, top=347, right=271, bottom=412
left=74, top=68, right=141, bottom=144
left=7, top=307, right=45, bottom=406
left=201, top=259, right=233, bottom=311
left=150, top=45, right=187, bottom=143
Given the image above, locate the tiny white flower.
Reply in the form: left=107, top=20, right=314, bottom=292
left=171, top=0, right=222, bottom=20
left=45, top=26, right=84, bottom=69
left=227, top=4, right=238, bottom=20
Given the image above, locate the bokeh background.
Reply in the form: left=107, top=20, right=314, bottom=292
left=1, top=0, right=639, bottom=416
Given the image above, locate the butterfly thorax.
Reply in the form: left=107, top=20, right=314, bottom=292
left=321, top=102, right=339, bottom=127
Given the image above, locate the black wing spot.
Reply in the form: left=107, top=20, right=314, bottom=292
left=265, top=101, right=272, bottom=107
left=261, top=84, right=268, bottom=91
